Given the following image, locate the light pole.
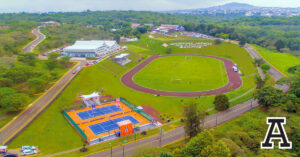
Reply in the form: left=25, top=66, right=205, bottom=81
left=109, top=143, right=112, bottom=157
left=215, top=113, right=218, bottom=126
left=159, top=128, right=163, bottom=147
left=0, top=131, right=2, bottom=146
left=250, top=99, right=253, bottom=111
left=123, top=140, right=127, bottom=157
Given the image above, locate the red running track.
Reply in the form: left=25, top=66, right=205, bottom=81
left=121, top=54, right=242, bottom=97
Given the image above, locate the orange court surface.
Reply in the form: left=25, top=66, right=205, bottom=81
left=65, top=100, right=153, bottom=144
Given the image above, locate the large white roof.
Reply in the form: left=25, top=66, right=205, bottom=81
left=81, top=92, right=99, bottom=100
left=115, top=53, right=129, bottom=59
left=64, top=40, right=117, bottom=51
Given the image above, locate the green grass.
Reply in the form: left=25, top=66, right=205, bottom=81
left=8, top=35, right=257, bottom=155
left=53, top=121, right=183, bottom=157
left=251, top=45, right=300, bottom=76
left=134, top=56, right=228, bottom=92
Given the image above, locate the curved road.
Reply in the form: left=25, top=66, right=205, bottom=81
left=121, top=54, right=242, bottom=97
left=22, top=26, right=46, bottom=53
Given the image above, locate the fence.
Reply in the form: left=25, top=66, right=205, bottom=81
left=62, top=110, right=88, bottom=142
left=120, top=97, right=153, bottom=122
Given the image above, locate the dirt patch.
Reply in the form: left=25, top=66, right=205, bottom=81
left=142, top=106, right=163, bottom=124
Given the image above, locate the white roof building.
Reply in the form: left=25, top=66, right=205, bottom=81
left=63, top=40, right=120, bottom=58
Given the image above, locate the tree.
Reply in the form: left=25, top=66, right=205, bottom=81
left=253, top=58, right=264, bottom=67
left=5, top=65, right=33, bottom=83
left=160, top=151, right=172, bottom=157
left=183, top=102, right=205, bottom=138
left=28, top=78, right=46, bottom=93
left=0, top=87, right=16, bottom=101
left=166, top=48, right=172, bottom=54
left=214, top=39, right=222, bottom=45
left=255, top=75, right=266, bottom=89
left=0, top=93, right=29, bottom=112
left=213, top=94, right=229, bottom=111
left=58, top=56, right=71, bottom=68
left=239, top=37, right=246, bottom=47
left=46, top=53, right=60, bottom=70
left=261, top=64, right=271, bottom=72
left=182, top=130, right=214, bottom=157
left=274, top=39, right=285, bottom=52
left=254, top=86, right=285, bottom=107
left=18, top=53, right=37, bottom=66
left=114, top=34, right=121, bottom=44
left=212, top=140, right=231, bottom=157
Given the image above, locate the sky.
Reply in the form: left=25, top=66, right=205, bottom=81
left=0, top=0, right=300, bottom=13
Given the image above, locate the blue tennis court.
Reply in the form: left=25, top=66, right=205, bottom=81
left=77, top=105, right=122, bottom=120
left=89, top=116, right=140, bottom=135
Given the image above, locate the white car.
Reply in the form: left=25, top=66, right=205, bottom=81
left=22, top=149, right=38, bottom=156
left=21, top=146, right=37, bottom=151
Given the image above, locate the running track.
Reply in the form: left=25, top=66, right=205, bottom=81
left=121, top=54, right=242, bottom=97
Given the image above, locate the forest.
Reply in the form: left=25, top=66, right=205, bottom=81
left=1, top=11, right=300, bottom=55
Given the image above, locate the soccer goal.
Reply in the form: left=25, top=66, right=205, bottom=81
left=185, top=56, right=192, bottom=60
left=171, top=78, right=183, bottom=84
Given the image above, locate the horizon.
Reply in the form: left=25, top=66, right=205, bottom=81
left=0, top=0, right=300, bottom=13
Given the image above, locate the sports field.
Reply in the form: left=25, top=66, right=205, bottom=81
left=8, top=35, right=257, bottom=155
left=133, top=56, right=228, bottom=92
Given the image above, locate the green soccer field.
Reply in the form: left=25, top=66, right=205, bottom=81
left=133, top=56, right=228, bottom=92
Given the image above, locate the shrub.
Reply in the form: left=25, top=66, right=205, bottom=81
left=213, top=94, right=229, bottom=111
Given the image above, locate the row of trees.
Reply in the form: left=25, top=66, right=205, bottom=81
left=183, top=17, right=300, bottom=53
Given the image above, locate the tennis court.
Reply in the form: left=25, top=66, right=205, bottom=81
left=89, top=116, right=139, bottom=135
left=64, top=98, right=155, bottom=144
left=77, top=105, right=122, bottom=120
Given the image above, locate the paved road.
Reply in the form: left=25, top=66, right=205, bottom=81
left=85, top=43, right=289, bottom=157
left=22, top=26, right=46, bottom=53
left=244, top=44, right=285, bottom=81
left=0, top=62, right=84, bottom=144
left=121, top=54, right=242, bottom=97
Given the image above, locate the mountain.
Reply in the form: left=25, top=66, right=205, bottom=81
left=164, top=2, right=300, bottom=17
left=164, top=2, right=258, bottom=14
left=206, top=2, right=256, bottom=10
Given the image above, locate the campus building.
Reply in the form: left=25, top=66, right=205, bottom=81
left=62, top=40, right=120, bottom=58
left=151, top=24, right=185, bottom=35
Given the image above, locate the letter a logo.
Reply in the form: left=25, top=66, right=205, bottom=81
left=261, top=117, right=292, bottom=149
left=124, top=127, right=128, bottom=133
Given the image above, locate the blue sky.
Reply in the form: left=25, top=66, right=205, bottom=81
left=0, top=0, right=300, bottom=13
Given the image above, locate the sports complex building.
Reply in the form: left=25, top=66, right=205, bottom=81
left=62, top=40, right=121, bottom=58
left=63, top=94, right=156, bottom=145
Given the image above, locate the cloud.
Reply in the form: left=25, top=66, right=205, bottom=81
left=0, top=0, right=299, bottom=13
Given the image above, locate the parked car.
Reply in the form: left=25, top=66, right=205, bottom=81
left=21, top=146, right=36, bottom=152
left=0, top=146, right=7, bottom=154
left=21, top=150, right=37, bottom=156
left=2, top=153, right=18, bottom=157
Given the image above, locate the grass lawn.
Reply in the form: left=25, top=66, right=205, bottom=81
left=251, top=44, right=300, bottom=76
left=8, top=35, right=257, bottom=155
left=134, top=56, right=228, bottom=92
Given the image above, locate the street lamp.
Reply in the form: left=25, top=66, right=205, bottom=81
left=123, top=140, right=128, bottom=157
left=0, top=131, right=2, bottom=146
left=109, top=143, right=112, bottom=157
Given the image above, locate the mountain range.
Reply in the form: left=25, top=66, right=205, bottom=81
left=164, top=2, right=300, bottom=17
